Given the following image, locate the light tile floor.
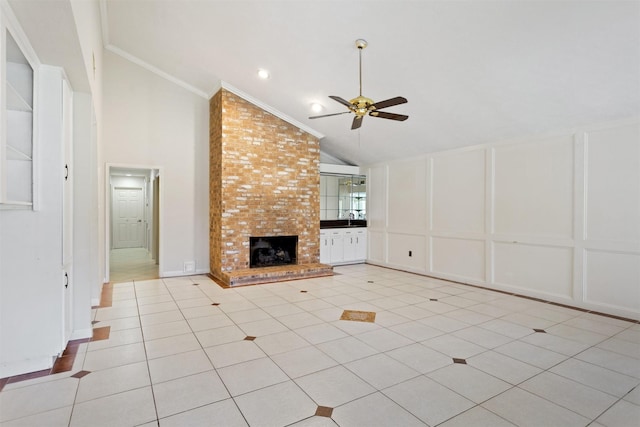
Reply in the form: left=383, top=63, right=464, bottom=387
left=1, top=264, right=639, bottom=426
left=110, top=247, right=159, bottom=283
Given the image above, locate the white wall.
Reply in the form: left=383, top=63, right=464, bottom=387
left=365, top=119, right=640, bottom=320
left=101, top=50, right=210, bottom=278
left=71, top=92, right=96, bottom=338
left=69, top=0, right=104, bottom=304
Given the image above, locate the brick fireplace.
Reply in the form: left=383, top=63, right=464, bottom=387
left=209, top=88, right=333, bottom=286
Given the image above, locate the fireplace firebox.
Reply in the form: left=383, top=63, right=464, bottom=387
left=250, top=236, right=298, bottom=268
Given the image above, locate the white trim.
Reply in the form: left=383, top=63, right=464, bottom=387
left=99, top=0, right=109, bottom=47
left=319, top=163, right=361, bottom=175
left=0, top=356, right=53, bottom=379
left=208, top=80, right=222, bottom=98
left=105, top=44, right=209, bottom=99
left=160, top=270, right=189, bottom=278
left=365, top=116, right=640, bottom=169
left=159, top=269, right=210, bottom=278
left=70, top=328, right=93, bottom=341
left=98, top=0, right=324, bottom=140
left=365, top=260, right=639, bottom=320
left=0, top=0, right=41, bottom=68
left=219, top=81, right=325, bottom=140
left=105, top=163, right=164, bottom=284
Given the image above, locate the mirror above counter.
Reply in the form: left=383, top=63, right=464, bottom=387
left=319, top=163, right=366, bottom=228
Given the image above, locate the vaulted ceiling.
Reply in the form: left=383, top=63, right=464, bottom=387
left=12, top=1, right=640, bottom=165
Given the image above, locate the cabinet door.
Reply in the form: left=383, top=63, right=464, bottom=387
left=355, top=229, right=367, bottom=260
left=62, top=79, right=73, bottom=265
left=329, top=231, right=344, bottom=263
left=343, top=230, right=356, bottom=261
left=319, top=231, right=330, bottom=264
left=62, top=268, right=72, bottom=347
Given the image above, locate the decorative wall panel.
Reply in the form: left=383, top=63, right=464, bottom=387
left=493, top=136, right=573, bottom=238
left=388, top=159, right=427, bottom=234
left=494, top=242, right=573, bottom=299
left=431, top=237, right=485, bottom=282
left=431, top=149, right=485, bottom=233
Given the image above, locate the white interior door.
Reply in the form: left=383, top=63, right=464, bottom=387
left=113, top=187, right=144, bottom=249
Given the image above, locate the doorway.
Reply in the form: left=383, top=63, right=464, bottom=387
left=107, top=166, right=161, bottom=283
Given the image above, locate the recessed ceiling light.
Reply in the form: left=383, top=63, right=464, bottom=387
left=257, top=69, right=270, bottom=79
left=311, top=103, right=323, bottom=113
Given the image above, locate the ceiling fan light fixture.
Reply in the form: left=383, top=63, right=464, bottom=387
left=308, top=39, right=409, bottom=128
left=257, top=68, right=270, bottom=79
left=311, top=103, right=323, bottom=113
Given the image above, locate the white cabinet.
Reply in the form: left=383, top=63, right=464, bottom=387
left=1, top=24, right=37, bottom=208
left=329, top=230, right=344, bottom=264
left=319, top=230, right=330, bottom=264
left=354, top=228, right=367, bottom=260
left=344, top=230, right=356, bottom=261
left=344, top=229, right=367, bottom=262
left=319, top=228, right=367, bottom=265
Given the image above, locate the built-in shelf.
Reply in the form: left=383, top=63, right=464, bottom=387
left=6, top=81, right=32, bottom=112
left=6, top=145, right=32, bottom=161
left=1, top=27, right=35, bottom=208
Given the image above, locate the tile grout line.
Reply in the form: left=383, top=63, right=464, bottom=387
left=1, top=266, right=637, bottom=426
left=67, top=282, right=116, bottom=426
left=136, top=277, right=163, bottom=426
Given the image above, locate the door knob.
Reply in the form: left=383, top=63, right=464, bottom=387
left=138, top=219, right=142, bottom=222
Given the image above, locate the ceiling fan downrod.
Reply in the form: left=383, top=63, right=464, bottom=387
left=307, top=37, right=408, bottom=129
left=356, top=39, right=367, bottom=97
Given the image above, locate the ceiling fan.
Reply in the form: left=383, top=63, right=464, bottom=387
left=309, top=39, right=408, bottom=130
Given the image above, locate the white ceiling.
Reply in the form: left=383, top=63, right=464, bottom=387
left=11, top=1, right=640, bottom=166
left=8, top=0, right=89, bottom=92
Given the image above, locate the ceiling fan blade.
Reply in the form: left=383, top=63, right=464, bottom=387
left=370, top=96, right=408, bottom=110
left=369, top=111, right=409, bottom=121
left=329, top=96, right=354, bottom=108
left=309, top=111, right=352, bottom=119
left=351, top=116, right=363, bottom=130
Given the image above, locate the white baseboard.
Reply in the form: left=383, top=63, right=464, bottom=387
left=161, top=269, right=210, bottom=278
left=366, top=261, right=640, bottom=321
left=160, top=270, right=188, bottom=278
left=70, top=328, right=93, bottom=341
left=0, top=356, right=53, bottom=379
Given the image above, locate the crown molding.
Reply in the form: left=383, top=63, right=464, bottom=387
left=99, top=0, right=109, bottom=48
left=99, top=0, right=322, bottom=139
left=0, top=0, right=41, bottom=68
left=217, top=82, right=325, bottom=140
left=105, top=44, right=209, bottom=98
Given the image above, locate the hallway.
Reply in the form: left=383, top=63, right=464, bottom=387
left=110, top=248, right=159, bottom=283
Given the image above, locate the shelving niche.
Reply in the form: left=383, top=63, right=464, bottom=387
left=2, top=27, right=35, bottom=208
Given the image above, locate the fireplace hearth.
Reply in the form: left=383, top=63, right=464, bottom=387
left=250, top=236, right=298, bottom=268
